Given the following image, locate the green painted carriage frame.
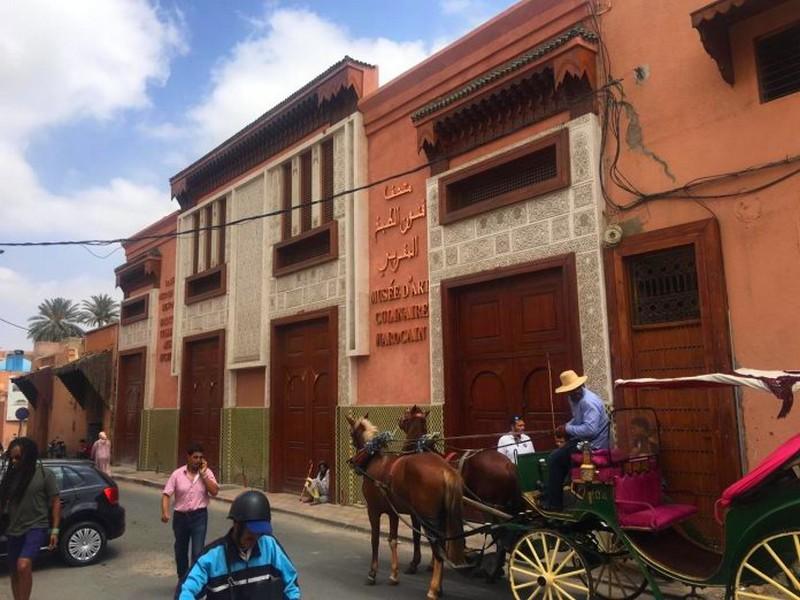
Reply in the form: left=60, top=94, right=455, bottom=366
left=502, top=437, right=800, bottom=600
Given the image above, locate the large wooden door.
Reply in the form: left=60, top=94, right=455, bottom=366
left=444, top=255, right=582, bottom=450
left=116, top=351, right=144, bottom=464
left=607, top=219, right=739, bottom=546
left=271, top=310, right=336, bottom=495
left=180, top=333, right=224, bottom=475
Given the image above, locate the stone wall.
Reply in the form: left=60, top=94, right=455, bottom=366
left=139, top=408, right=179, bottom=472
left=426, top=113, right=613, bottom=404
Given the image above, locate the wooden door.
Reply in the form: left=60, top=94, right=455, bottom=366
left=116, top=351, right=144, bottom=464
left=445, top=255, right=581, bottom=450
left=180, top=333, right=224, bottom=475
left=607, top=219, right=739, bottom=546
left=271, top=310, right=336, bottom=495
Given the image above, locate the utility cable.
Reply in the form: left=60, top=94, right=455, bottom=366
left=0, top=317, right=28, bottom=331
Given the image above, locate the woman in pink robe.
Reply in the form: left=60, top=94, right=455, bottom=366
left=91, top=431, right=112, bottom=476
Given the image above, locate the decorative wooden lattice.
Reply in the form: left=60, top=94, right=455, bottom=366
left=628, top=245, right=700, bottom=326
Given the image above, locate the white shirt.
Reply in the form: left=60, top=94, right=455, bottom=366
left=497, top=433, right=535, bottom=464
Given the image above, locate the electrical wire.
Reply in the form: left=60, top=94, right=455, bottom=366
left=79, top=244, right=124, bottom=259
left=0, top=317, right=28, bottom=331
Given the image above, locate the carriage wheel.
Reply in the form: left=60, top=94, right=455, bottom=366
left=509, top=530, right=593, bottom=600
left=590, top=530, right=647, bottom=600
left=733, top=531, right=800, bottom=599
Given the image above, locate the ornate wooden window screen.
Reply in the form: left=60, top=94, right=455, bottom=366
left=321, top=138, right=334, bottom=223
left=120, top=295, right=149, bottom=326
left=438, top=130, right=569, bottom=225
left=300, top=150, right=313, bottom=232
left=628, top=245, right=700, bottom=326
left=756, top=22, right=800, bottom=103
left=185, top=195, right=227, bottom=304
left=281, top=162, right=293, bottom=240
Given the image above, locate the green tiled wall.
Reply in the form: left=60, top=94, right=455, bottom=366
left=336, top=405, right=444, bottom=506
left=139, top=409, right=179, bottom=473
left=221, top=407, right=269, bottom=489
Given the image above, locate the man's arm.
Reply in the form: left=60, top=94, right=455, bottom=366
left=271, top=540, right=301, bottom=599
left=161, top=494, right=171, bottom=523
left=175, top=552, right=212, bottom=600
left=200, top=467, right=219, bottom=497
left=565, top=401, right=603, bottom=440
left=49, top=494, right=61, bottom=550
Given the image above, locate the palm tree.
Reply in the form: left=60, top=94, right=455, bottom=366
left=27, top=297, right=85, bottom=342
left=80, top=294, right=120, bottom=328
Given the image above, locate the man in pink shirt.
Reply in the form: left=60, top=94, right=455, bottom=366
left=161, top=443, right=219, bottom=579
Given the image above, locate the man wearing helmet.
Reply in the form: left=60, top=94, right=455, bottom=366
left=175, top=490, right=300, bottom=599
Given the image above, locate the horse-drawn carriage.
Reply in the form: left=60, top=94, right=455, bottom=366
left=347, top=369, right=800, bottom=600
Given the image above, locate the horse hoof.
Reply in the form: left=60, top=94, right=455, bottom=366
left=405, top=564, right=418, bottom=575
left=389, top=576, right=399, bottom=586
left=366, top=574, right=376, bottom=585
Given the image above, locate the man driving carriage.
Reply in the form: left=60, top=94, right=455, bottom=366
left=542, top=369, right=610, bottom=512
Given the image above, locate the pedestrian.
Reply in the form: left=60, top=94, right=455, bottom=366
left=542, top=369, right=610, bottom=512
left=90, top=432, right=112, bottom=475
left=497, top=415, right=536, bottom=464
left=300, top=461, right=330, bottom=504
left=162, top=443, right=219, bottom=580
left=176, top=490, right=301, bottom=599
left=0, top=437, right=60, bottom=600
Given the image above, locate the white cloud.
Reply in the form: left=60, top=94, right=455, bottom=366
left=181, top=8, right=433, bottom=151
left=0, top=0, right=185, bottom=239
left=0, top=267, right=122, bottom=350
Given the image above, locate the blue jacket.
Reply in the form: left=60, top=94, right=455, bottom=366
left=176, top=530, right=300, bottom=599
left=565, top=388, right=610, bottom=449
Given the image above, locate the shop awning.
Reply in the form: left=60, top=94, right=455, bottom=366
left=11, top=367, right=54, bottom=409
left=691, top=0, right=791, bottom=84
left=53, top=351, right=113, bottom=410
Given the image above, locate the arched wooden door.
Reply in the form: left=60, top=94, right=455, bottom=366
left=179, top=332, right=224, bottom=475
left=270, top=309, right=337, bottom=496
left=116, top=350, right=145, bottom=465
left=444, top=255, right=582, bottom=450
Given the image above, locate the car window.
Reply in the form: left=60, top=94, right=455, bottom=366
left=69, top=465, right=107, bottom=487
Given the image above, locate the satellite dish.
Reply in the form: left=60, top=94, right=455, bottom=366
left=15, top=407, right=29, bottom=421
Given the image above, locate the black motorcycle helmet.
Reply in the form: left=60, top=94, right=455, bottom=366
left=228, top=490, right=272, bottom=535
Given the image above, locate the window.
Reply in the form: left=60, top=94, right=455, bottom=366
left=437, top=130, right=569, bottom=225
left=756, top=22, right=800, bottom=103
left=185, top=196, right=227, bottom=304
left=120, top=295, right=149, bottom=325
left=627, top=245, right=700, bottom=326
left=274, top=138, right=337, bottom=276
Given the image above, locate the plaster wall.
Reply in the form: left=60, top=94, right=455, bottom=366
left=600, top=0, right=800, bottom=466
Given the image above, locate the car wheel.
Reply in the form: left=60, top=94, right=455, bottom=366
left=59, top=521, right=107, bottom=567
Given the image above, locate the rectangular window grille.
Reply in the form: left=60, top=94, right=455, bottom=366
left=281, top=162, right=292, bottom=240
left=184, top=195, right=227, bottom=304
left=120, top=295, right=149, bottom=325
left=321, top=138, right=334, bottom=223
left=273, top=221, right=338, bottom=277
left=757, top=23, right=800, bottom=103
left=438, top=130, right=569, bottom=225
left=628, top=245, right=700, bottom=326
left=300, top=150, right=312, bottom=232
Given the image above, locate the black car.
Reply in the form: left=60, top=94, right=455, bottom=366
left=0, top=459, right=125, bottom=566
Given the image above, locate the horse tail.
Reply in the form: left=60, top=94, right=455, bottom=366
left=442, top=467, right=466, bottom=565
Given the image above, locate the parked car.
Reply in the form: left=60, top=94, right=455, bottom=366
left=0, top=459, right=125, bottom=566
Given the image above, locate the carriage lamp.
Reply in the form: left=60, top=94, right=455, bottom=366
left=578, top=441, right=597, bottom=483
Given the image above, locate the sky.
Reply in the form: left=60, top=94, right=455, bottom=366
left=0, top=0, right=517, bottom=350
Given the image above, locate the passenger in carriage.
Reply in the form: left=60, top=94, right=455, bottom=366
left=630, top=417, right=659, bottom=456
left=542, top=370, right=610, bottom=511
left=497, top=416, right=536, bottom=464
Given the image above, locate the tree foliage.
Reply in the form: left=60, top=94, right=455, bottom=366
left=27, top=297, right=85, bottom=342
left=80, top=294, right=120, bottom=328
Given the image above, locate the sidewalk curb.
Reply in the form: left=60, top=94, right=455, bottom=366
left=114, top=473, right=416, bottom=543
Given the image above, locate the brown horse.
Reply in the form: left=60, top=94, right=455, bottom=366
left=347, top=414, right=466, bottom=600
left=398, top=406, right=521, bottom=581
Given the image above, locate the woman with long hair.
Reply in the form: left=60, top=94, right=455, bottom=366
left=0, top=437, right=60, bottom=600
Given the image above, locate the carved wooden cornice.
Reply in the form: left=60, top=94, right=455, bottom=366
left=114, top=249, right=162, bottom=296
left=411, top=26, right=598, bottom=164
left=170, top=57, right=377, bottom=209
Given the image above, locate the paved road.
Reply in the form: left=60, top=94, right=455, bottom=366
left=0, top=482, right=511, bottom=599
left=0, top=482, right=724, bottom=599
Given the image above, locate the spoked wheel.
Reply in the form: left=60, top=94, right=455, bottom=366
left=734, top=531, right=800, bottom=599
left=509, top=529, right=593, bottom=599
left=591, top=530, right=648, bottom=600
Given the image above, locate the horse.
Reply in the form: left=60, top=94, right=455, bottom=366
left=398, top=406, right=522, bottom=582
left=347, top=413, right=466, bottom=600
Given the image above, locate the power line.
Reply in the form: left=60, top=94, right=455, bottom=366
left=0, top=317, right=28, bottom=331
left=0, top=80, right=623, bottom=250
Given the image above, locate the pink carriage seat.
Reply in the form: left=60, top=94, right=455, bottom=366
left=614, top=469, right=697, bottom=531
left=570, top=448, right=629, bottom=467
left=714, top=433, right=800, bottom=523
